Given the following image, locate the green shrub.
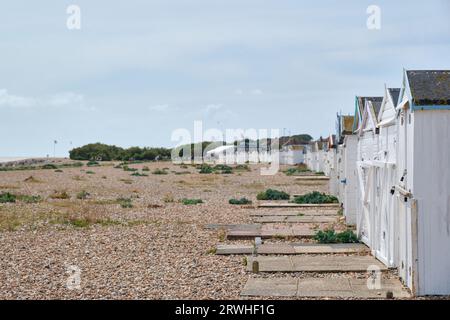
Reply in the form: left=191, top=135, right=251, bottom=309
left=234, top=164, right=251, bottom=172
left=117, top=197, right=133, bottom=208
left=17, top=195, right=42, bottom=203
left=336, top=229, right=358, bottom=243
left=0, top=192, right=17, bottom=203
left=76, top=190, right=90, bottom=200
left=86, top=170, right=95, bottom=175
left=229, top=198, right=252, bottom=205
left=42, top=164, right=58, bottom=170
left=131, top=172, right=148, bottom=177
left=315, top=171, right=325, bottom=175
left=314, top=229, right=358, bottom=244
left=123, top=165, right=138, bottom=172
left=181, top=198, right=203, bottom=205
left=87, top=161, right=100, bottom=167
left=284, top=167, right=310, bottom=176
left=54, top=169, right=63, bottom=173
left=292, top=191, right=338, bottom=204
left=198, top=164, right=213, bottom=174
left=256, top=189, right=290, bottom=200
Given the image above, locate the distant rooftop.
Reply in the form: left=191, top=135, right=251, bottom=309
left=388, top=88, right=401, bottom=106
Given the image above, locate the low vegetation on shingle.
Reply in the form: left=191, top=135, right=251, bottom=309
left=256, top=189, right=290, bottom=200
left=292, top=191, right=338, bottom=204
left=181, top=198, right=203, bottom=205
left=76, top=190, right=90, bottom=200
left=314, top=229, right=358, bottom=244
left=228, top=197, right=252, bottom=205
left=152, top=168, right=168, bottom=175
left=49, top=191, right=70, bottom=200
left=131, top=172, right=148, bottom=177
left=0, top=192, right=16, bottom=203
left=117, top=197, right=133, bottom=208
left=87, top=161, right=100, bottom=167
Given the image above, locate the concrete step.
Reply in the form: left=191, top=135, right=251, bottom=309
left=216, top=243, right=370, bottom=255
left=292, top=176, right=329, bottom=180
left=249, top=211, right=338, bottom=217
left=246, top=255, right=388, bottom=273
left=241, top=277, right=410, bottom=298
left=253, top=215, right=338, bottom=223
left=226, top=224, right=316, bottom=240
left=257, top=203, right=341, bottom=208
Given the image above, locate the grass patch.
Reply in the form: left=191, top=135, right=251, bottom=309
left=42, top=164, right=58, bottom=170
left=123, top=165, right=138, bottom=172
left=49, top=191, right=70, bottom=200
left=76, top=190, right=90, bottom=200
left=119, top=178, right=133, bottom=184
left=17, top=195, right=42, bottom=203
left=142, top=166, right=150, bottom=171
left=314, top=229, right=358, bottom=244
left=87, top=161, right=100, bottom=167
left=54, top=169, right=63, bottom=173
left=85, top=170, right=96, bottom=175
left=181, top=198, right=203, bottom=205
left=256, top=189, right=290, bottom=200
left=174, top=171, right=191, bottom=175
left=292, top=191, right=338, bottom=204
left=234, top=164, right=251, bottom=172
left=117, top=197, right=133, bottom=208
left=283, top=167, right=311, bottom=176
left=152, top=168, right=168, bottom=175
left=131, top=172, right=148, bottom=177
left=229, top=197, right=252, bottom=205
left=0, top=192, right=16, bottom=203
left=213, top=164, right=233, bottom=174
left=206, top=247, right=217, bottom=255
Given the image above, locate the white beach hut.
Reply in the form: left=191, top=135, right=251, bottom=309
left=391, top=70, right=450, bottom=295
left=355, top=96, right=383, bottom=246
left=370, top=87, right=401, bottom=267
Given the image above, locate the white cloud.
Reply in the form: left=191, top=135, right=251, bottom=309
left=0, top=89, right=36, bottom=108
left=0, top=89, right=94, bottom=110
left=251, top=89, right=263, bottom=95
left=149, top=104, right=169, bottom=112
left=234, top=89, right=244, bottom=95
left=204, top=104, right=222, bottom=113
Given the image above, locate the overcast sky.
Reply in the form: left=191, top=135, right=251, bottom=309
left=1, top=0, right=449, bottom=157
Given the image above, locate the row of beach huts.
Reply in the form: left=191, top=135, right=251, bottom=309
left=305, top=69, right=450, bottom=296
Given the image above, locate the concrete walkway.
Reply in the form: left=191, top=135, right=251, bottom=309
left=246, top=255, right=388, bottom=272
left=216, top=243, right=369, bottom=255
left=258, top=203, right=341, bottom=208
left=226, top=224, right=316, bottom=239
left=254, top=215, right=338, bottom=223
left=241, top=277, right=410, bottom=298
left=292, top=176, right=329, bottom=180
left=249, top=211, right=338, bottom=217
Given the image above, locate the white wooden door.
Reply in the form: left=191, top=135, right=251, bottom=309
left=374, top=165, right=394, bottom=266
left=357, top=163, right=373, bottom=246
left=396, top=110, right=413, bottom=288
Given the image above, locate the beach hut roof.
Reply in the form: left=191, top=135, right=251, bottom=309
left=407, top=70, right=450, bottom=106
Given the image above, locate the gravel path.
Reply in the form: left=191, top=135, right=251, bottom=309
left=0, top=162, right=329, bottom=299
